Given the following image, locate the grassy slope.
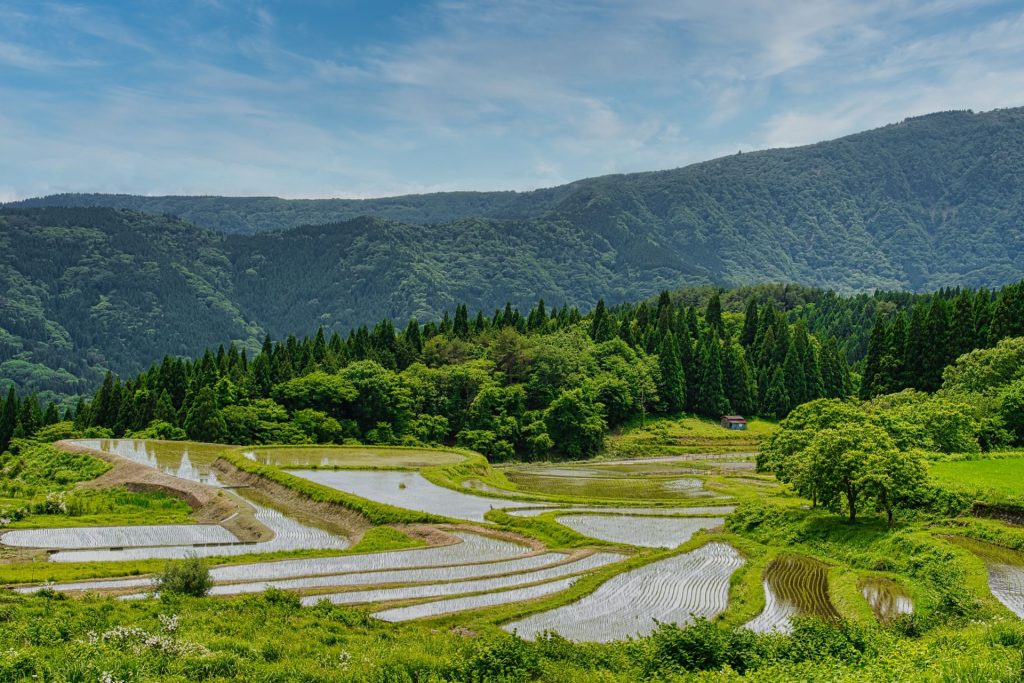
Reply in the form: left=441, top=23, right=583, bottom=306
left=603, top=415, right=777, bottom=459
left=929, top=453, right=1024, bottom=506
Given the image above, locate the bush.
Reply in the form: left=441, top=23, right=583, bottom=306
left=157, top=555, right=212, bottom=597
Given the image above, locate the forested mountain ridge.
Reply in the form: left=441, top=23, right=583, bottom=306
left=0, top=208, right=264, bottom=400
left=9, top=107, right=1024, bottom=294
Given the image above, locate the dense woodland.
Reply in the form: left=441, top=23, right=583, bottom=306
left=4, top=277, right=1024, bottom=462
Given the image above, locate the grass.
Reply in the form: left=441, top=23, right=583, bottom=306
left=602, top=415, right=778, bottom=459
left=929, top=455, right=1024, bottom=506
left=6, top=488, right=194, bottom=529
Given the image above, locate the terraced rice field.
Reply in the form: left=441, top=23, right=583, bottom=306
left=218, top=553, right=565, bottom=597
left=948, top=537, right=1024, bottom=618
left=16, top=531, right=527, bottom=594
left=291, top=469, right=540, bottom=521
left=373, top=577, right=579, bottom=622
left=745, top=555, right=840, bottom=634
left=503, top=470, right=720, bottom=500
left=303, top=552, right=622, bottom=607
left=244, top=447, right=465, bottom=468
left=73, top=439, right=228, bottom=486
left=505, top=542, right=745, bottom=642
left=1, top=524, right=238, bottom=549
left=46, top=495, right=349, bottom=562
left=860, top=578, right=913, bottom=623
left=507, top=505, right=737, bottom=518
left=553, top=514, right=724, bottom=548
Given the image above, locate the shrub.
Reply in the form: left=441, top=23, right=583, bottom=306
left=157, top=555, right=212, bottom=597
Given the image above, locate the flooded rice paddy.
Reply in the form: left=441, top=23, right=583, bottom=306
left=72, top=439, right=228, bottom=486
left=303, top=551, right=622, bottom=607
left=859, top=577, right=913, bottom=623
left=243, top=446, right=465, bottom=468
left=505, top=542, right=744, bottom=642
left=948, top=537, right=1024, bottom=618
left=553, top=514, right=724, bottom=548
left=372, top=577, right=579, bottom=622
left=1, top=524, right=238, bottom=549
left=46, top=495, right=350, bottom=562
left=291, top=469, right=540, bottom=522
left=506, top=505, right=737, bottom=518
left=745, top=555, right=840, bottom=634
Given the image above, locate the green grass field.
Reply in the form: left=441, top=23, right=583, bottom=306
left=929, top=454, right=1024, bottom=505
left=603, top=415, right=777, bottom=459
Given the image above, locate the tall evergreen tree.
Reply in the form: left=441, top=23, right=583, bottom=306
left=705, top=293, right=724, bottom=337
left=860, top=315, right=887, bottom=399
left=762, top=367, right=791, bottom=420
left=183, top=386, right=226, bottom=442
left=740, top=299, right=759, bottom=347
left=0, top=387, right=17, bottom=452
left=657, top=332, right=687, bottom=413
left=722, top=343, right=756, bottom=415
left=694, top=334, right=730, bottom=417
left=589, top=299, right=617, bottom=342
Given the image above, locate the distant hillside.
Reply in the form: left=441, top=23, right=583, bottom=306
left=9, top=107, right=1024, bottom=294
left=4, top=107, right=1024, bottom=401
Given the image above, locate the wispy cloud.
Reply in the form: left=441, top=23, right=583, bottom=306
left=0, top=0, right=1022, bottom=199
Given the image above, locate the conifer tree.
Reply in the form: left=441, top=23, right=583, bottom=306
left=695, top=334, right=730, bottom=417
left=740, top=299, right=759, bottom=347
left=0, top=386, right=17, bottom=452
left=184, top=386, right=226, bottom=442
left=762, top=367, right=791, bottom=419
left=657, top=332, right=687, bottom=413
left=705, top=293, right=724, bottom=337
left=154, top=390, right=178, bottom=425
left=589, top=299, right=617, bottom=342
left=861, top=315, right=887, bottom=399
left=453, top=304, right=470, bottom=339
left=722, top=343, right=756, bottom=415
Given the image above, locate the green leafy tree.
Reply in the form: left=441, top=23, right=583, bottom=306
left=544, top=388, right=606, bottom=458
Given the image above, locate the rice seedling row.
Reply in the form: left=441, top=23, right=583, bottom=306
left=745, top=555, right=840, bottom=634
left=292, top=469, right=542, bottom=522
left=859, top=577, right=913, bottom=623
left=372, top=576, right=579, bottom=622
left=302, top=552, right=623, bottom=607
left=210, top=552, right=568, bottom=597
left=1, top=524, right=239, bottom=549
left=504, top=541, right=745, bottom=642
left=553, top=514, right=725, bottom=548
left=15, top=531, right=528, bottom=594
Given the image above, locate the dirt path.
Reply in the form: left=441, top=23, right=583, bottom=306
left=55, top=440, right=272, bottom=542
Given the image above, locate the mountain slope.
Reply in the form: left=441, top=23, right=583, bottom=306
left=4, top=108, right=1024, bottom=400
left=9, top=107, right=1024, bottom=294
left=0, top=208, right=263, bottom=400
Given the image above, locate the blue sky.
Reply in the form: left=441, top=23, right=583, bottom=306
left=1, top=0, right=1023, bottom=200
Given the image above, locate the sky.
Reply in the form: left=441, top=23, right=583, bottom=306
left=1, top=0, right=1023, bottom=201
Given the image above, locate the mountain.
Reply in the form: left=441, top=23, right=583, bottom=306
left=8, top=108, right=1024, bottom=295
left=4, top=107, right=1024, bottom=400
